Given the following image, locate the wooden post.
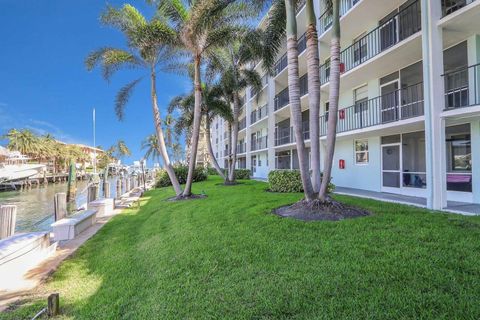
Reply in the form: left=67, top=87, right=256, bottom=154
left=0, top=205, right=17, bottom=239
left=103, top=181, right=111, bottom=198
left=116, top=179, right=121, bottom=199
left=47, top=293, right=60, bottom=316
left=54, top=193, right=67, bottom=221
left=66, top=160, right=76, bottom=204
left=87, top=185, right=98, bottom=203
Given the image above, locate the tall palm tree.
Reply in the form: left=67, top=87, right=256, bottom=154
left=4, top=129, right=40, bottom=158
left=85, top=4, right=183, bottom=197
left=206, top=32, right=263, bottom=184
left=318, top=0, right=340, bottom=201
left=160, top=0, right=248, bottom=196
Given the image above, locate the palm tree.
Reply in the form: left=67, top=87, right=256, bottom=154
left=85, top=4, right=183, bottom=197
left=141, top=134, right=162, bottom=165
left=206, top=32, right=263, bottom=184
left=169, top=84, right=233, bottom=180
left=160, top=0, right=249, bottom=196
left=4, top=129, right=40, bottom=158
left=116, top=140, right=131, bottom=160
left=318, top=0, right=340, bottom=201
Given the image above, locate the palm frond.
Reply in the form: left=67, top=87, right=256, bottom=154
left=115, top=78, right=142, bottom=121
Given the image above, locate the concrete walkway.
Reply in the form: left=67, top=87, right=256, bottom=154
left=0, top=205, right=124, bottom=311
left=335, top=187, right=480, bottom=215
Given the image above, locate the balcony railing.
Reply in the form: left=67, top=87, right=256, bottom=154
left=273, top=32, right=307, bottom=76
left=251, top=104, right=268, bottom=124
left=319, top=0, right=360, bottom=35
left=274, top=73, right=309, bottom=111
left=224, top=149, right=229, bottom=157
left=239, top=117, right=247, bottom=131
left=236, top=143, right=246, bottom=154
left=442, top=0, right=477, bottom=17
left=239, top=94, right=246, bottom=109
left=320, top=0, right=421, bottom=85
left=443, top=63, right=480, bottom=109
left=320, top=82, right=424, bottom=136
left=296, top=0, right=306, bottom=14
left=275, top=121, right=310, bottom=146
left=251, top=136, right=268, bottom=151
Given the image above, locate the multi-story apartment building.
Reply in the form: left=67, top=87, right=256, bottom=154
left=211, top=0, right=480, bottom=211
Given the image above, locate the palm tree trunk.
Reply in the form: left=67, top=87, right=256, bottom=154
left=285, top=0, right=315, bottom=201
left=227, top=122, right=233, bottom=182
left=183, top=57, right=203, bottom=196
left=228, top=94, right=240, bottom=183
left=319, top=0, right=340, bottom=201
left=150, top=69, right=183, bottom=196
left=205, top=115, right=226, bottom=180
left=306, top=0, right=321, bottom=194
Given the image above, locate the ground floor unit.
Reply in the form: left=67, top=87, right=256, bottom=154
left=229, top=115, right=479, bottom=213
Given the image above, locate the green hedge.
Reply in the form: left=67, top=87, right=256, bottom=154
left=268, top=170, right=335, bottom=193
left=206, top=167, right=251, bottom=180
left=156, top=165, right=208, bottom=188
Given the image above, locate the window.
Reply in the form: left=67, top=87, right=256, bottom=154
left=446, top=124, right=472, bottom=192
left=355, top=140, right=369, bottom=164
left=353, top=33, right=367, bottom=64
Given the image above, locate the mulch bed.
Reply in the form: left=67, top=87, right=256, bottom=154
left=273, top=199, right=370, bottom=221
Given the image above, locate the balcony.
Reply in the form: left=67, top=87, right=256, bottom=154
left=318, top=0, right=360, bottom=35
left=443, top=63, right=480, bottom=109
left=273, top=32, right=307, bottom=76
left=224, top=149, right=229, bottom=157
left=251, top=74, right=268, bottom=98
left=320, top=0, right=421, bottom=85
left=236, top=143, right=246, bottom=154
left=239, top=117, right=247, bottom=131
left=251, top=104, right=268, bottom=124
left=251, top=136, right=268, bottom=151
left=275, top=122, right=310, bottom=146
left=320, top=82, right=424, bottom=136
left=239, top=94, right=246, bottom=110
left=274, top=73, right=308, bottom=111
left=442, top=0, right=477, bottom=16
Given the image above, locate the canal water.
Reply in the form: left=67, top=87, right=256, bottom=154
left=0, top=178, right=120, bottom=233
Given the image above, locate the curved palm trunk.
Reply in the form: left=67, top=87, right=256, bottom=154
left=319, top=0, right=340, bottom=201
left=205, top=116, right=226, bottom=180
left=183, top=57, right=203, bottom=196
left=228, top=94, right=240, bottom=183
left=227, top=122, right=233, bottom=182
left=150, top=69, right=182, bottom=196
left=286, top=0, right=315, bottom=201
left=306, top=0, right=321, bottom=194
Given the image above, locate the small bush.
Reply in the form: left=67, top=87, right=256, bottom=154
left=156, top=165, right=208, bottom=188
left=206, top=167, right=218, bottom=175
left=268, top=170, right=335, bottom=193
left=234, top=169, right=251, bottom=180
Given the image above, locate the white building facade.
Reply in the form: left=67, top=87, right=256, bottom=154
left=211, top=0, right=480, bottom=211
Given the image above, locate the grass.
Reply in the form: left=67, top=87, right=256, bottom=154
left=2, top=176, right=480, bottom=319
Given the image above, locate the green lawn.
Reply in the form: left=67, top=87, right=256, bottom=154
left=2, top=176, right=480, bottom=319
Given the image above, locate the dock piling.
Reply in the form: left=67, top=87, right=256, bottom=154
left=54, top=193, right=67, bottom=221
left=0, top=205, right=17, bottom=239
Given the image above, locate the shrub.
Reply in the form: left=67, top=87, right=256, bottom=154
left=206, top=167, right=218, bottom=176
left=268, top=170, right=335, bottom=193
left=155, top=165, right=208, bottom=188
left=234, top=169, right=251, bottom=180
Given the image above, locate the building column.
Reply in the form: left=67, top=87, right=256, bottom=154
left=467, top=34, right=480, bottom=104
left=471, top=120, right=480, bottom=203
left=421, top=0, right=447, bottom=209
left=267, top=77, right=276, bottom=172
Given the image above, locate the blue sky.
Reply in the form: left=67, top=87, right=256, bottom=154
left=0, top=0, right=191, bottom=165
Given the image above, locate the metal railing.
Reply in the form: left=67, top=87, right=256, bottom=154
left=320, top=0, right=421, bottom=85
left=251, top=104, right=268, bottom=124
left=239, top=117, right=247, bottom=131
left=274, top=73, right=308, bottom=111
left=443, top=63, right=480, bottom=109
left=251, top=74, right=269, bottom=97
left=442, top=0, right=477, bottom=17
left=239, top=95, right=246, bottom=108
left=251, top=136, right=268, bottom=151
left=274, top=32, right=307, bottom=76
left=320, top=82, right=424, bottom=135
left=296, top=0, right=306, bottom=13
left=236, top=143, right=246, bottom=154
left=275, top=121, right=310, bottom=146
left=319, top=0, right=361, bottom=35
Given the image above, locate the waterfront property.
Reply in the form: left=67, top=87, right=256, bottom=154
left=211, top=0, right=480, bottom=212
left=2, top=177, right=480, bottom=319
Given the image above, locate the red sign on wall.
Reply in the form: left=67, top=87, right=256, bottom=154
left=339, top=159, right=345, bottom=169
left=339, top=109, right=345, bottom=120
left=340, top=62, right=345, bottom=73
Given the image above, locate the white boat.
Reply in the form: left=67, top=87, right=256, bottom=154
left=0, top=151, right=45, bottom=183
